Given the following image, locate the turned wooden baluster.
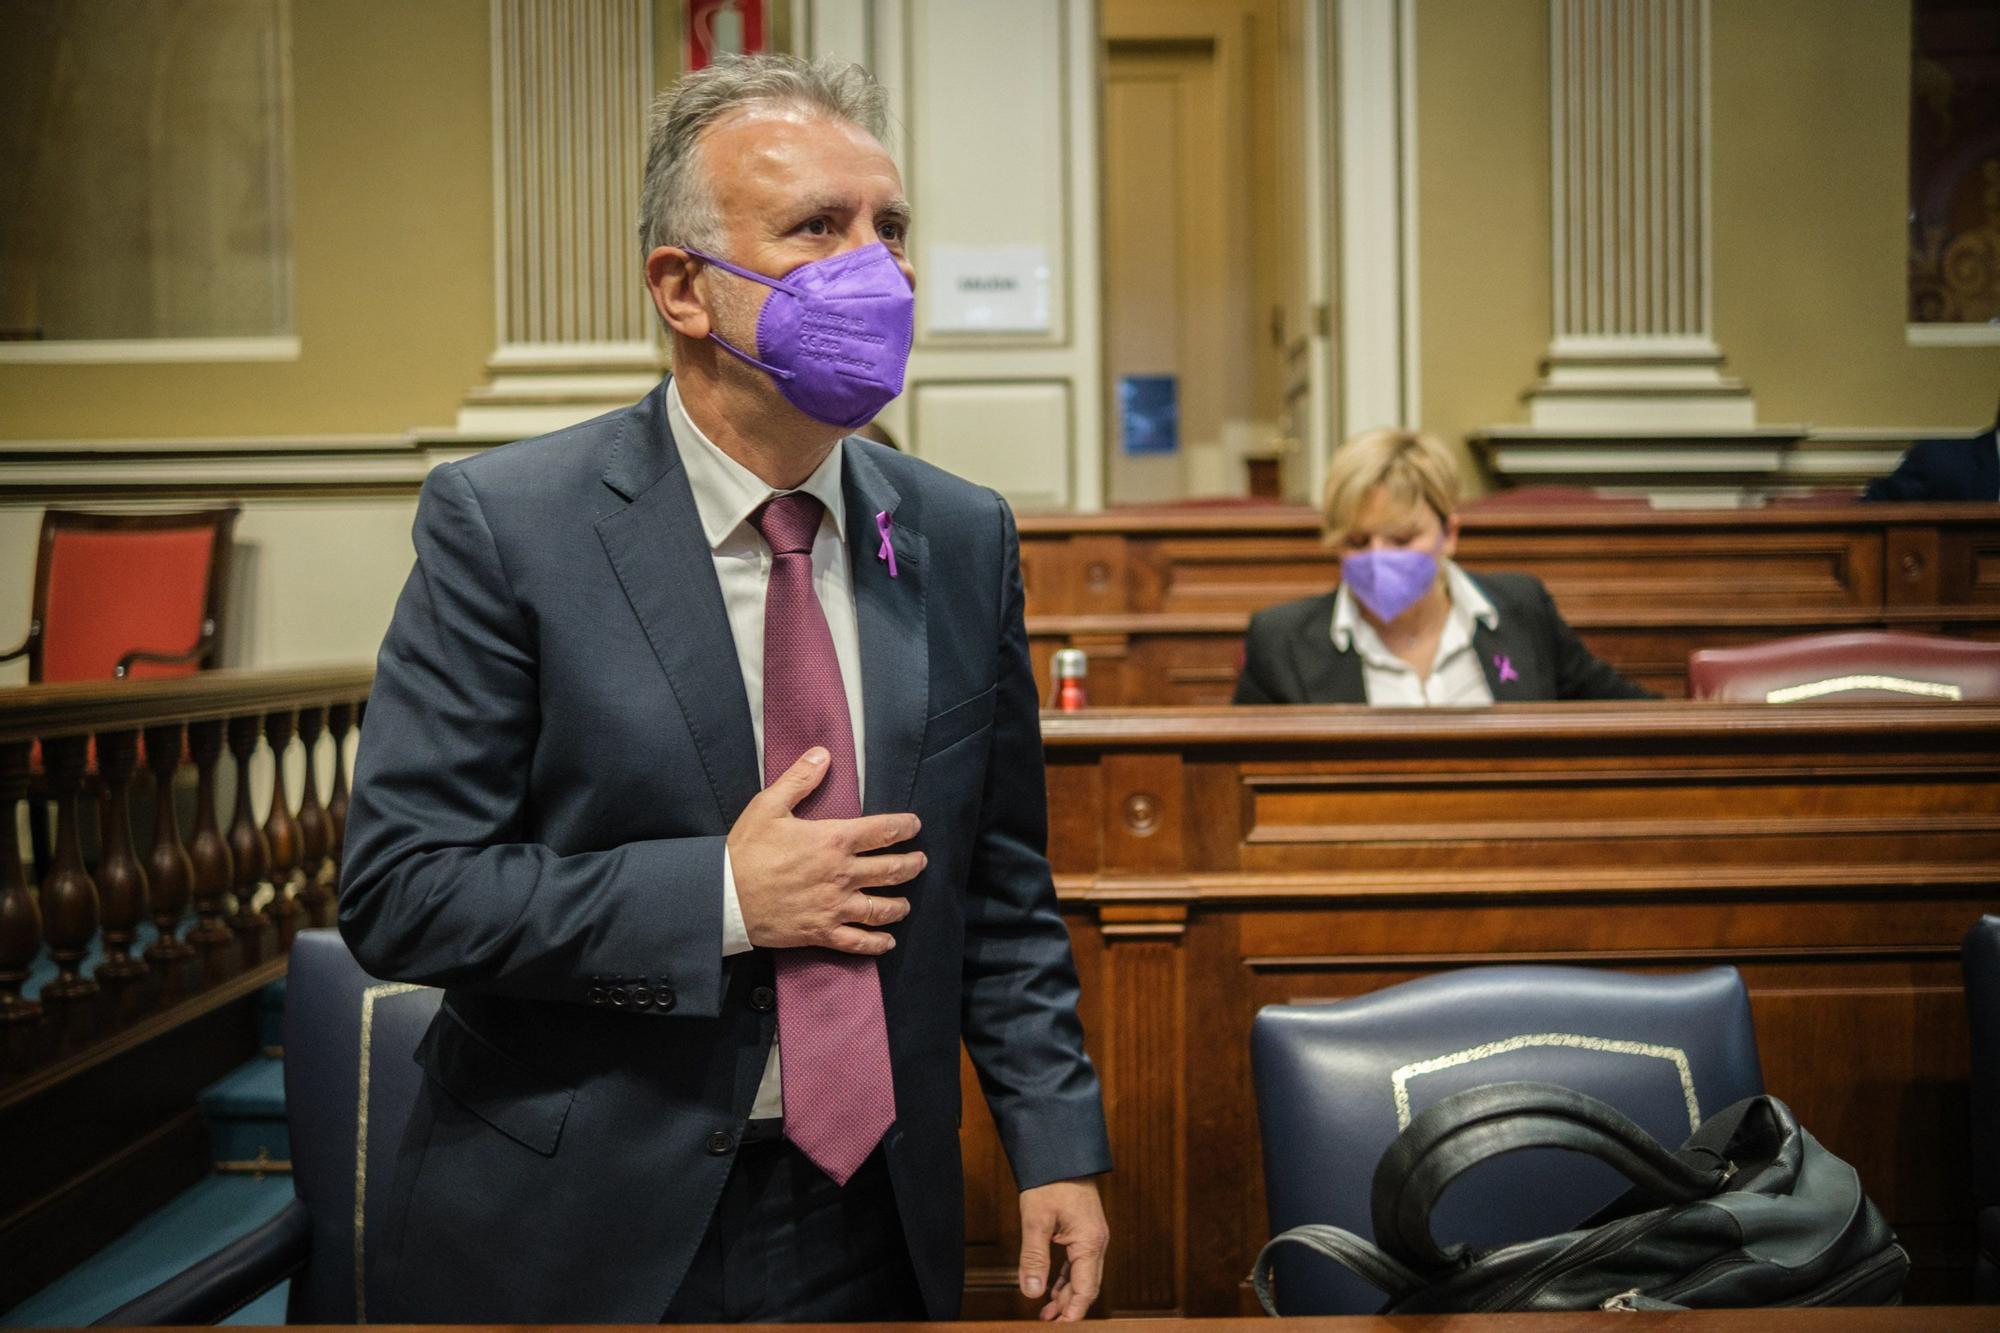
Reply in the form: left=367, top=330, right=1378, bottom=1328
left=262, top=709, right=302, bottom=952
left=143, top=722, right=198, bottom=998
left=92, top=729, right=151, bottom=1022
left=39, top=735, right=101, bottom=1047
left=0, top=741, right=43, bottom=1068
left=326, top=701, right=354, bottom=888
left=294, top=706, right=333, bottom=927
left=186, top=719, right=238, bottom=983
left=226, top=714, right=273, bottom=966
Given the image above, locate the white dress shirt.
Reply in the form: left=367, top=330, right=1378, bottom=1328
left=1331, top=559, right=1500, bottom=706
left=667, top=379, right=867, bottom=1119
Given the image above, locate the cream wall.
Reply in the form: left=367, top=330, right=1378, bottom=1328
left=0, top=0, right=493, bottom=440
left=1712, top=0, right=2000, bottom=426
left=1415, top=0, right=2000, bottom=491
left=1413, top=0, right=1550, bottom=486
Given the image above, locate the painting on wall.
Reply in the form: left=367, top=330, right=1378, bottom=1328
left=1909, top=0, right=2000, bottom=325
left=0, top=0, right=294, bottom=346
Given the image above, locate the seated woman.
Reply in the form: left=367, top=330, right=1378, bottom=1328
left=1232, top=428, right=1655, bottom=705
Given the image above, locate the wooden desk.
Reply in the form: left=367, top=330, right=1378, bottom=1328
left=266, top=1314, right=1992, bottom=1330
left=952, top=704, right=1999, bottom=1317
left=1016, top=503, right=2000, bottom=701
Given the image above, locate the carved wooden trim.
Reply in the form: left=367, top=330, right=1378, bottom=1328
left=1244, top=942, right=1964, bottom=973
left=1042, top=702, right=2000, bottom=747
left=1098, top=903, right=1189, bottom=941
left=0, top=667, right=374, bottom=744
left=1055, top=863, right=1995, bottom=905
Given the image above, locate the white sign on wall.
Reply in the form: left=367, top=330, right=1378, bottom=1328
left=923, top=244, right=1053, bottom=334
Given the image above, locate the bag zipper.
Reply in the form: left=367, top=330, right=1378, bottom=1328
left=1479, top=1210, right=1664, bottom=1311
left=1603, top=1246, right=1906, bottom=1312
left=1640, top=1252, right=1755, bottom=1304
left=1779, top=1247, right=1909, bottom=1307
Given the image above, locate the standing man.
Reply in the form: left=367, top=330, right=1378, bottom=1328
left=339, top=54, right=1110, bottom=1323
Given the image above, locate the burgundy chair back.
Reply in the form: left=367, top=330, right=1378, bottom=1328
left=8, top=508, right=238, bottom=683
left=1687, top=630, right=2000, bottom=703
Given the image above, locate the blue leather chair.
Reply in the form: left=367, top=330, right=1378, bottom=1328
left=98, top=930, right=440, bottom=1324
left=1251, top=965, right=1764, bottom=1315
left=1965, top=914, right=2000, bottom=1302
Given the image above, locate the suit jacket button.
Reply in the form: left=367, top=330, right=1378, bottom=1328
left=750, top=986, right=776, bottom=1012
left=656, top=986, right=676, bottom=1012
left=706, top=1130, right=734, bottom=1155
left=630, top=987, right=652, bottom=1008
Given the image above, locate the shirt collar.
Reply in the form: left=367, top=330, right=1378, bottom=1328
left=1331, top=558, right=1500, bottom=656
left=667, top=377, right=847, bottom=552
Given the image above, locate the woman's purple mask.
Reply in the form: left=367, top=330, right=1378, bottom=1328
left=684, top=242, right=915, bottom=429
left=1340, top=546, right=1439, bottom=623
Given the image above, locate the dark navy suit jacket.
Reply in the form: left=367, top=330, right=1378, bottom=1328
left=338, top=380, right=1110, bottom=1322
left=1862, top=428, right=2000, bottom=502
left=1231, top=571, right=1656, bottom=704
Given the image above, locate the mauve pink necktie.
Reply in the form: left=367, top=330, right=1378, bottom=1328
left=750, top=491, right=897, bottom=1185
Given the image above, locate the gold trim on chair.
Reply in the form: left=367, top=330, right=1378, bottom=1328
left=1764, top=674, right=1963, bottom=704
left=354, top=982, right=426, bottom=1323
left=1391, top=1032, right=1700, bottom=1134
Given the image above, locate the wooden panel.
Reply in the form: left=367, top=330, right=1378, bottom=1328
left=1015, top=503, right=2000, bottom=704
left=957, top=704, right=2000, bottom=1314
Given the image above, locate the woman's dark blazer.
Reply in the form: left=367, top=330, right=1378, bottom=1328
left=1231, top=570, right=1656, bottom=704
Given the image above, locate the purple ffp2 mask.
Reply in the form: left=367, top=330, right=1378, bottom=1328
left=1340, top=546, right=1439, bottom=623
left=684, top=242, right=915, bottom=429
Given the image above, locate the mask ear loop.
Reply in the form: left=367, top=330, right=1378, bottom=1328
left=680, top=246, right=803, bottom=381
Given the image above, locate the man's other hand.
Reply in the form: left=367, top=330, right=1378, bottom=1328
left=1018, top=1177, right=1108, bottom=1321
left=731, top=747, right=925, bottom=955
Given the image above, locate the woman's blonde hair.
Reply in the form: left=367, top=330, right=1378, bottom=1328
left=1319, top=427, right=1460, bottom=547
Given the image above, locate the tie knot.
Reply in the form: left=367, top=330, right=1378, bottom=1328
left=751, top=491, right=824, bottom=556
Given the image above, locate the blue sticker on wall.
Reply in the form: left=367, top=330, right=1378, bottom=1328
left=1119, top=374, right=1179, bottom=456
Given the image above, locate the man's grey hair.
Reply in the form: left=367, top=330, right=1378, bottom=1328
left=638, top=53, right=890, bottom=258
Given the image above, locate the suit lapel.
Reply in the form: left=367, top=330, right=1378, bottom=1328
left=1289, top=593, right=1364, bottom=703
left=1473, top=620, right=1535, bottom=701
left=841, top=446, right=928, bottom=816
left=594, top=390, right=761, bottom=824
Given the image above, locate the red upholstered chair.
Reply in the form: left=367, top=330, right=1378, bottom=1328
left=3, top=508, right=238, bottom=884
left=1687, top=630, right=2000, bottom=703
left=2, top=508, right=238, bottom=683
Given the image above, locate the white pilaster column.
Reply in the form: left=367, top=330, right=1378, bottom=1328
left=1524, top=0, right=1755, bottom=430
left=458, top=0, right=661, bottom=435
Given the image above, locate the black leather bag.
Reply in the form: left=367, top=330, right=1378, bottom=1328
left=1253, top=1081, right=1908, bottom=1314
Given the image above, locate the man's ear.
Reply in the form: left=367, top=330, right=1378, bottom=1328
left=1440, top=511, right=1462, bottom=560
left=646, top=247, right=710, bottom=339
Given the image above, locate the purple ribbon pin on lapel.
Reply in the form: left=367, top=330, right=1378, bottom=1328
left=1495, top=653, right=1519, bottom=684
left=875, top=510, right=898, bottom=577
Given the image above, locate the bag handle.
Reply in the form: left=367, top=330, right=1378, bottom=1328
left=1249, top=1223, right=1425, bottom=1315
left=1370, top=1081, right=1730, bottom=1271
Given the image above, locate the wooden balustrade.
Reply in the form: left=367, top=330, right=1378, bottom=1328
left=0, top=667, right=373, bottom=1087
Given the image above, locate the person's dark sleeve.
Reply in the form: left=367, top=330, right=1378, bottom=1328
left=337, top=463, right=728, bottom=1017
left=1231, top=613, right=1285, bottom=704
left=1862, top=443, right=1933, bottom=502
left=960, top=494, right=1113, bottom=1190
left=1539, top=581, right=1658, bottom=701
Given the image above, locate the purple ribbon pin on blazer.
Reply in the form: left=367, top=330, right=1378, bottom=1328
left=1495, top=653, right=1519, bottom=684
left=875, top=510, right=898, bottom=577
